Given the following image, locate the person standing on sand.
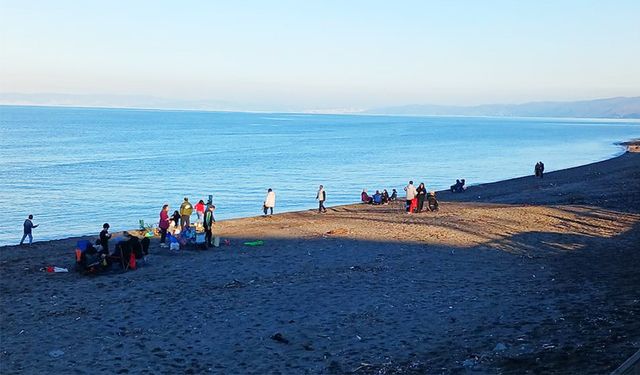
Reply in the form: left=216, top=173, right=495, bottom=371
left=404, top=181, right=417, bottom=212
left=99, top=223, right=111, bottom=253
left=179, top=197, right=193, bottom=229
left=159, top=204, right=170, bottom=247
left=19, top=214, right=39, bottom=246
left=195, top=200, right=206, bottom=225
left=263, top=188, right=276, bottom=216
left=203, top=205, right=216, bottom=247
left=416, top=182, right=427, bottom=212
left=539, top=161, right=545, bottom=178
left=316, top=185, right=327, bottom=213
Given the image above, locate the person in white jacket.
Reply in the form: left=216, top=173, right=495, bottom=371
left=316, top=185, right=327, bottom=213
left=404, top=180, right=416, bottom=212
left=263, top=188, right=276, bottom=215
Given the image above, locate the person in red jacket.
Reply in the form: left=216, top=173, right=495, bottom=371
left=194, top=199, right=206, bottom=225
left=159, top=204, right=170, bottom=247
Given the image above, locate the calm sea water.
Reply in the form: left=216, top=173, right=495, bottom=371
left=1, top=105, right=638, bottom=246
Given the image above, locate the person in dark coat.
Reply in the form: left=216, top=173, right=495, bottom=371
left=203, top=205, right=216, bottom=247
left=416, top=183, right=427, bottom=212
left=99, top=223, right=111, bottom=254
left=20, top=214, right=39, bottom=246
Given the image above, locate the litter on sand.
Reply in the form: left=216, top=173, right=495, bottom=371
left=40, top=266, right=69, bottom=273
left=243, top=240, right=264, bottom=246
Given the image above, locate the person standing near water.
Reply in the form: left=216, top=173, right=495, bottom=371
left=416, top=182, right=427, bottom=212
left=203, top=205, right=216, bottom=247
left=195, top=200, right=206, bottom=225
left=159, top=204, right=170, bottom=247
left=19, top=214, right=38, bottom=246
left=99, top=223, right=111, bottom=253
left=179, top=197, right=193, bottom=229
left=316, top=185, right=327, bottom=213
left=539, top=161, right=545, bottom=178
left=263, top=188, right=276, bottom=216
left=404, top=181, right=417, bottom=213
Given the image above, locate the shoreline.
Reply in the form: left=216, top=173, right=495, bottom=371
left=1, top=139, right=636, bottom=249
left=1, top=140, right=639, bottom=374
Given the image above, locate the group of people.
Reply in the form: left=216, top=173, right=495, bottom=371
left=534, top=161, right=545, bottom=178
left=160, top=197, right=217, bottom=248
left=404, top=181, right=439, bottom=213
left=361, top=189, right=398, bottom=205
left=76, top=224, right=151, bottom=274
left=450, top=179, right=467, bottom=193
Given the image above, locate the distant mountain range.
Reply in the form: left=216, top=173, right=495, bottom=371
left=365, top=97, right=640, bottom=119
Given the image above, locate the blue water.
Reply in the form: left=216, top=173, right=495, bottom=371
left=1, top=105, right=639, bottom=246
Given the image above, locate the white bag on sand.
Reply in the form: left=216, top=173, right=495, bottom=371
left=170, top=242, right=180, bottom=251
left=213, top=236, right=220, bottom=247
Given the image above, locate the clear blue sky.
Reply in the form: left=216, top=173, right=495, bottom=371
left=1, top=0, right=639, bottom=111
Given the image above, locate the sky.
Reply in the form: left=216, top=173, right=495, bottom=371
left=1, top=0, right=639, bottom=111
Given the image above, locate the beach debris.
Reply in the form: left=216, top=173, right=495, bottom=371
left=48, top=349, right=65, bottom=358
left=355, top=334, right=362, bottom=341
left=40, top=266, right=69, bottom=273
left=243, top=240, right=264, bottom=246
left=542, top=343, right=556, bottom=350
left=494, top=343, right=507, bottom=352
left=270, top=332, right=289, bottom=344
left=325, top=228, right=349, bottom=236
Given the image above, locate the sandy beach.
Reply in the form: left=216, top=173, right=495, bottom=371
left=1, top=143, right=639, bottom=374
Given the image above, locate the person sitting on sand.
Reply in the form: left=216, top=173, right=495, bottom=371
left=180, top=197, right=193, bottom=229
left=19, top=214, right=39, bottom=246
left=382, top=189, right=390, bottom=204
left=361, top=189, right=372, bottom=204
left=427, top=191, right=439, bottom=211
left=390, top=189, right=398, bottom=201
left=263, top=188, right=276, bottom=215
left=372, top=190, right=382, bottom=205
left=450, top=179, right=466, bottom=193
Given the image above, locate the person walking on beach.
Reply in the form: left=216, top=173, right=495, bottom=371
left=99, top=223, right=111, bottom=253
left=195, top=200, right=206, bottom=225
left=203, top=205, right=216, bottom=247
left=159, top=204, right=170, bottom=247
left=263, top=188, right=276, bottom=216
left=404, top=181, right=417, bottom=213
left=179, top=197, right=193, bottom=229
left=416, top=182, right=427, bottom=212
left=19, top=214, right=39, bottom=246
left=316, top=185, right=327, bottom=213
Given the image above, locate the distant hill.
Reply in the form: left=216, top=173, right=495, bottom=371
left=365, top=97, right=640, bottom=119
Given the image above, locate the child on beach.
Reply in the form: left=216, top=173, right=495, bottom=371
left=19, top=215, right=39, bottom=246
left=195, top=200, right=206, bottom=224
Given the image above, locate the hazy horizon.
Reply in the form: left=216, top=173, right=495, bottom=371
left=1, top=1, right=639, bottom=112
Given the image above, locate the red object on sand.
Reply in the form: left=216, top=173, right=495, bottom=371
left=410, top=198, right=418, bottom=213
left=129, top=253, right=136, bottom=270
left=46, top=266, right=54, bottom=273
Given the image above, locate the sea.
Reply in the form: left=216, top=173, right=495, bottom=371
left=1, top=105, right=639, bottom=246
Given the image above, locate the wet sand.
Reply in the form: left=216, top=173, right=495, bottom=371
left=1, top=142, right=639, bottom=374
